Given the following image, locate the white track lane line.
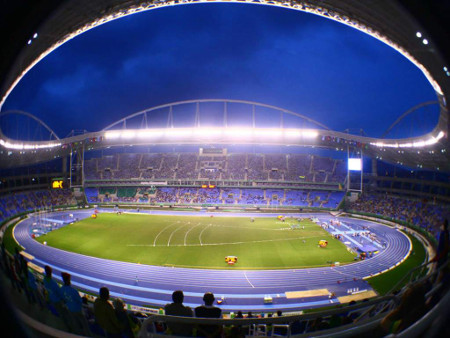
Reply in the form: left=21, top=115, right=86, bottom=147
left=153, top=222, right=178, bottom=247
left=167, top=224, right=187, bottom=246
left=244, top=271, right=255, bottom=288
left=199, top=224, right=212, bottom=246
left=184, top=222, right=202, bottom=246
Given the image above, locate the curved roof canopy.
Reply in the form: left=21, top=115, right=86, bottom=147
left=0, top=0, right=448, bottom=170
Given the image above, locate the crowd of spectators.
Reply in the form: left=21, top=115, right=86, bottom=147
left=84, top=186, right=346, bottom=207
left=349, top=194, right=450, bottom=238
left=0, top=189, right=76, bottom=223
left=84, top=152, right=345, bottom=183
left=223, top=154, right=246, bottom=180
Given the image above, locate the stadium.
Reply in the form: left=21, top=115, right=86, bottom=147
left=0, top=1, right=449, bottom=337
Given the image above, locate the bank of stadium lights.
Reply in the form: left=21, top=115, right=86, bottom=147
left=0, top=139, right=61, bottom=150
left=104, top=128, right=319, bottom=141
left=27, top=32, right=39, bottom=45
left=370, top=131, right=445, bottom=149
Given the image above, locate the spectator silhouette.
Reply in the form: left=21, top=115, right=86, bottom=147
left=380, top=281, right=428, bottom=334
left=43, top=265, right=66, bottom=318
left=25, top=262, right=44, bottom=309
left=113, top=298, right=140, bottom=338
left=94, top=287, right=122, bottom=337
left=164, top=290, right=194, bottom=336
left=195, top=292, right=222, bottom=338
left=433, top=219, right=449, bottom=269
left=60, top=272, right=91, bottom=336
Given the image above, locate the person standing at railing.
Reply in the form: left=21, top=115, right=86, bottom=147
left=432, top=219, right=449, bottom=269
left=195, top=292, right=222, bottom=338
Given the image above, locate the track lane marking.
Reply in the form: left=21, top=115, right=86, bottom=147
left=244, top=271, right=255, bottom=288
left=184, top=222, right=202, bottom=246
left=199, top=224, right=212, bottom=246
left=153, top=222, right=178, bottom=247
left=167, top=224, right=186, bottom=246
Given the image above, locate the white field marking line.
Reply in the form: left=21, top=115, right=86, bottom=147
left=244, top=271, right=255, bottom=288
left=209, top=224, right=299, bottom=231
left=199, top=224, right=212, bottom=246
left=184, top=223, right=202, bottom=246
left=167, top=224, right=187, bottom=247
left=153, top=222, right=179, bottom=247
left=127, top=235, right=321, bottom=247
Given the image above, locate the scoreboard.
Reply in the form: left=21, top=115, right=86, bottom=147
left=51, top=178, right=68, bottom=189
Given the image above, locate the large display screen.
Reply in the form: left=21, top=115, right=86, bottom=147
left=348, top=158, right=362, bottom=171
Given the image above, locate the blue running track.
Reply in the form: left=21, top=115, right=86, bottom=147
left=14, top=210, right=411, bottom=312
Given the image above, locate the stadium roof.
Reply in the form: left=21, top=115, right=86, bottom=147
left=0, top=0, right=449, bottom=171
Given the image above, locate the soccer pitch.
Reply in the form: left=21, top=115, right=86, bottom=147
left=36, top=213, right=356, bottom=269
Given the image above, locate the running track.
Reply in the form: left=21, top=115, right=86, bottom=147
left=14, top=210, right=411, bottom=312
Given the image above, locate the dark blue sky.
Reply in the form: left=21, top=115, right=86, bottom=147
left=1, top=3, right=439, bottom=139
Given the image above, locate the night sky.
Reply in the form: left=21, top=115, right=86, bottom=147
left=1, top=3, right=440, bottom=140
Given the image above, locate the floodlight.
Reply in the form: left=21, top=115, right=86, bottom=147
left=416, top=32, right=422, bottom=38
left=422, top=39, right=428, bottom=45
left=285, top=130, right=301, bottom=137
left=194, top=127, right=222, bottom=137
left=348, top=158, right=362, bottom=171
left=137, top=130, right=163, bottom=138
left=301, top=130, right=318, bottom=138
left=225, top=127, right=253, bottom=138
left=165, top=128, right=192, bottom=138
left=104, top=131, right=121, bottom=139
left=121, top=131, right=136, bottom=139
left=255, top=129, right=282, bottom=137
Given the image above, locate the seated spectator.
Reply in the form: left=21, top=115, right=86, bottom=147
left=164, top=290, right=194, bottom=336
left=380, top=281, right=428, bottom=334
left=26, top=262, right=44, bottom=309
left=82, top=296, right=95, bottom=323
left=195, top=292, right=222, bottom=338
left=113, top=298, right=140, bottom=338
left=60, top=272, right=91, bottom=336
left=94, top=287, right=123, bottom=337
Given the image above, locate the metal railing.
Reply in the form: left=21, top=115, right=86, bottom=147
left=138, top=295, right=397, bottom=337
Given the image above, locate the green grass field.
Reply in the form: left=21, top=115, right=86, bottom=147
left=35, top=213, right=356, bottom=269
left=367, top=233, right=426, bottom=295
